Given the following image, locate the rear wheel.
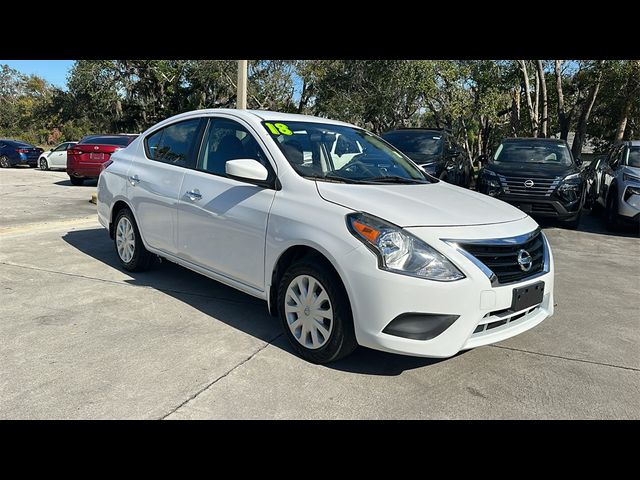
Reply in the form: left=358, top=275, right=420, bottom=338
left=114, top=208, right=154, bottom=272
left=69, top=176, right=84, bottom=186
left=39, top=158, right=49, bottom=170
left=0, top=156, right=10, bottom=168
left=278, top=258, right=357, bottom=364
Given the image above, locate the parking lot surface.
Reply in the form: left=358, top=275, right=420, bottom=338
left=1, top=167, right=639, bottom=419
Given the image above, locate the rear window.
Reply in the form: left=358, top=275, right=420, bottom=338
left=79, top=136, right=136, bottom=146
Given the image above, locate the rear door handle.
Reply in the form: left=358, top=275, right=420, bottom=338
left=129, top=175, right=140, bottom=186
left=186, top=189, right=202, bottom=201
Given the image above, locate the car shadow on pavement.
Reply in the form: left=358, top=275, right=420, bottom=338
left=62, top=227, right=446, bottom=376
left=537, top=209, right=639, bottom=238
left=54, top=179, right=98, bottom=187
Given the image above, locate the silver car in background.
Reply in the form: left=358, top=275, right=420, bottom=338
left=596, top=140, right=640, bottom=230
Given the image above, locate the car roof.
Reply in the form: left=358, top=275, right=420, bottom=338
left=144, top=108, right=358, bottom=130
left=622, top=140, right=640, bottom=147
left=501, top=137, right=569, bottom=144
left=383, top=128, right=447, bottom=135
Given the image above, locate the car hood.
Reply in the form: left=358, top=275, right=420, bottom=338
left=315, top=181, right=527, bottom=227
left=623, top=166, right=640, bottom=178
left=484, top=162, right=577, bottom=178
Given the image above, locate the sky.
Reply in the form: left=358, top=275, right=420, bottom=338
left=0, top=60, right=74, bottom=88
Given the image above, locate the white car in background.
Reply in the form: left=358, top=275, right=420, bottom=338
left=38, top=141, right=77, bottom=170
left=97, top=109, right=555, bottom=364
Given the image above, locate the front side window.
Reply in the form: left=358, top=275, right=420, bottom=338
left=145, top=118, right=202, bottom=168
left=198, top=118, right=272, bottom=178
left=53, top=143, right=67, bottom=152
left=264, top=121, right=430, bottom=184
left=625, top=146, right=640, bottom=167
left=492, top=141, right=574, bottom=167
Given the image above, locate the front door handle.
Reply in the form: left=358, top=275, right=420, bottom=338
left=186, top=189, right=202, bottom=201
left=129, top=175, right=140, bottom=186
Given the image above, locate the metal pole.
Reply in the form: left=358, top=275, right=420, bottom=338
left=237, top=60, right=248, bottom=109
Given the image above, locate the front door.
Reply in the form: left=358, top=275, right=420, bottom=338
left=177, top=117, right=277, bottom=291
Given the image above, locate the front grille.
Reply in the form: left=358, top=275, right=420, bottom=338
left=458, top=230, right=545, bottom=284
left=499, top=175, right=560, bottom=197
left=531, top=203, right=557, bottom=214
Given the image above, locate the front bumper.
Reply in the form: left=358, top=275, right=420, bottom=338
left=338, top=216, right=554, bottom=358
left=491, top=193, right=580, bottom=220
left=618, top=184, right=640, bottom=220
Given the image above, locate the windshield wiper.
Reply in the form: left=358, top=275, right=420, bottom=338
left=364, top=175, right=428, bottom=184
left=306, top=173, right=367, bottom=184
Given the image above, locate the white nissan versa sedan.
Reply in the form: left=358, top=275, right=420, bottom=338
left=97, top=109, right=554, bottom=364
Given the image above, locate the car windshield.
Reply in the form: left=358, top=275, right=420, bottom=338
left=382, top=131, right=443, bottom=161
left=80, top=136, right=136, bottom=146
left=627, top=146, right=640, bottom=167
left=263, top=121, right=430, bottom=184
left=492, top=141, right=574, bottom=167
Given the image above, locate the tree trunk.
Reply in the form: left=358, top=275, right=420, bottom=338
left=614, top=60, right=640, bottom=141
left=518, top=60, right=538, bottom=137
left=555, top=60, right=570, bottom=140
left=510, top=87, right=520, bottom=135
left=572, top=61, right=605, bottom=158
left=537, top=60, right=548, bottom=138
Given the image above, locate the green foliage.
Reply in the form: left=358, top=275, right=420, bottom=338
left=1, top=60, right=638, bottom=153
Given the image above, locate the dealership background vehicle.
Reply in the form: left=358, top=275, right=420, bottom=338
left=0, top=139, right=43, bottom=168
left=98, top=109, right=554, bottom=364
left=477, top=138, right=586, bottom=228
left=38, top=141, right=77, bottom=170
left=594, top=140, right=640, bottom=229
left=583, top=154, right=606, bottom=209
left=381, top=128, right=472, bottom=188
left=67, top=134, right=138, bottom=185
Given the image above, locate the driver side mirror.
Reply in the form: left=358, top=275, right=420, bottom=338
left=225, top=159, right=269, bottom=183
left=575, top=156, right=583, bottom=167
left=446, top=148, right=461, bottom=158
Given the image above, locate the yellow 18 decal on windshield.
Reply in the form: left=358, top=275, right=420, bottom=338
left=264, top=122, right=293, bottom=135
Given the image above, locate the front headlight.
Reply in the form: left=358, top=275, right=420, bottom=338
left=346, top=212, right=465, bottom=281
left=480, top=169, right=501, bottom=195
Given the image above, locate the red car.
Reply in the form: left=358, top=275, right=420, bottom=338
left=67, top=134, right=138, bottom=185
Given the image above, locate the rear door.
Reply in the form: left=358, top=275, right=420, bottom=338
left=177, top=116, right=277, bottom=291
left=127, top=118, right=205, bottom=256
left=49, top=143, right=69, bottom=167
left=600, top=145, right=623, bottom=204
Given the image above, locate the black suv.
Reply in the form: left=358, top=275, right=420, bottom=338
left=477, top=138, right=586, bottom=228
left=381, top=128, right=472, bottom=188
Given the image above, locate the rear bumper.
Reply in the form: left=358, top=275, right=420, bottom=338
left=67, top=166, right=101, bottom=179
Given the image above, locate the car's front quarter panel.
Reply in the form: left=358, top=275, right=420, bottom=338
left=339, top=216, right=554, bottom=357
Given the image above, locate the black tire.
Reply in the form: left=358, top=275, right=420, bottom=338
left=0, top=156, right=11, bottom=168
left=561, top=210, right=582, bottom=230
left=113, top=207, right=154, bottom=272
left=277, top=257, right=357, bottom=364
left=69, top=176, right=84, bottom=186
left=605, top=190, right=620, bottom=231
left=39, top=158, right=49, bottom=170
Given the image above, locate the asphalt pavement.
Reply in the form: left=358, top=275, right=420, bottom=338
left=1, top=167, right=638, bottom=419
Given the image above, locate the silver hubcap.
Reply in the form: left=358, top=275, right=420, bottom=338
left=40, top=159, right=47, bottom=169
left=285, top=274, right=333, bottom=350
left=116, top=216, right=135, bottom=263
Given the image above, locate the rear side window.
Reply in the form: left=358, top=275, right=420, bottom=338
left=80, top=136, right=135, bottom=146
left=144, top=119, right=203, bottom=169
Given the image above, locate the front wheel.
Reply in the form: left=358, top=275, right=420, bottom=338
left=114, top=208, right=154, bottom=272
left=278, top=258, right=357, bottom=364
left=605, top=191, right=620, bottom=231
left=39, top=158, right=49, bottom=170
left=0, top=156, right=11, bottom=168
